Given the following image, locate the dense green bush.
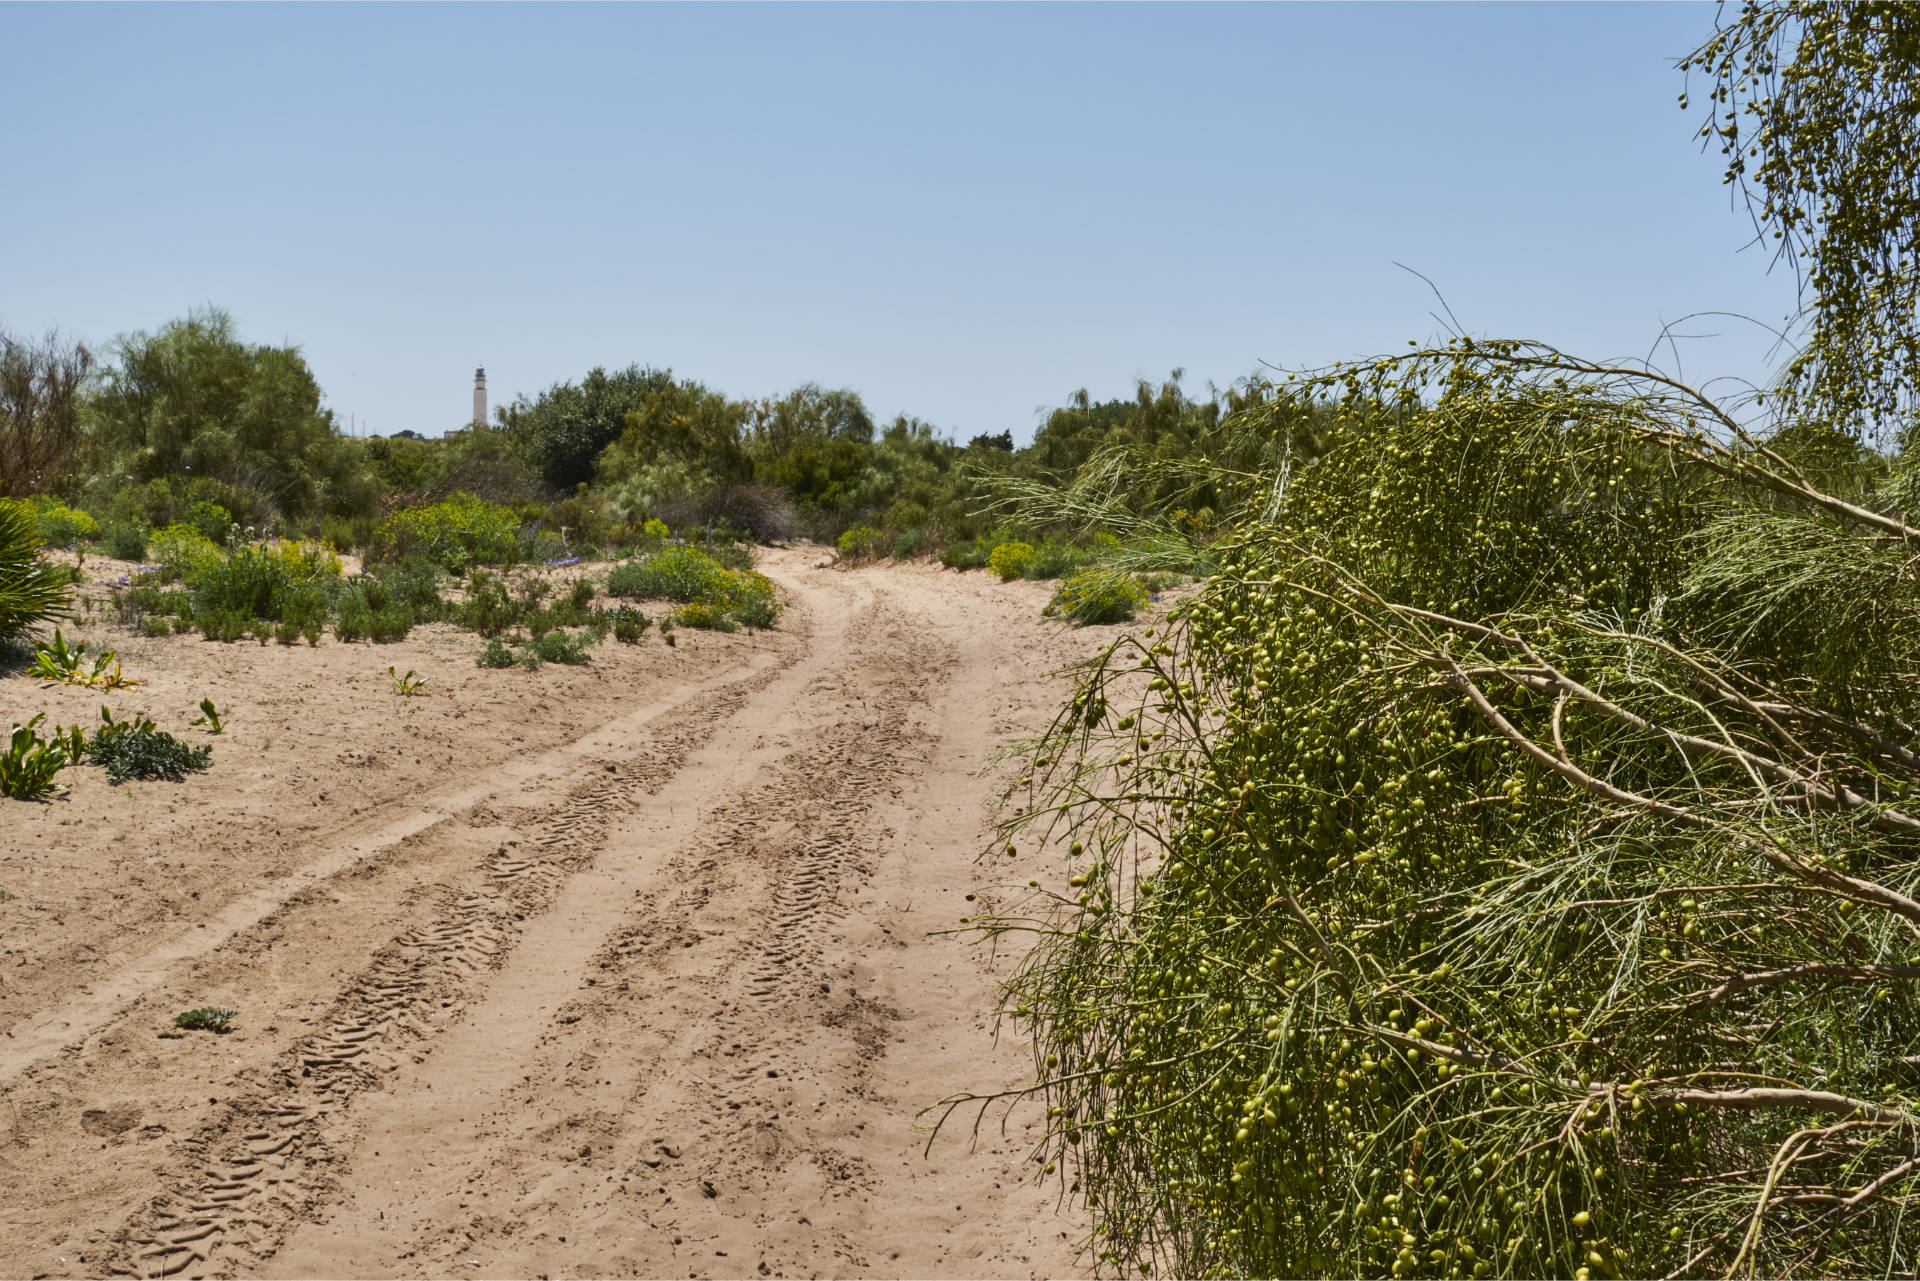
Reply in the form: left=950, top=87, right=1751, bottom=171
left=373, top=493, right=520, bottom=572
left=837, top=525, right=882, bottom=561
left=101, top=521, right=149, bottom=561
left=987, top=540, right=1035, bottom=581
left=891, top=528, right=926, bottom=560
left=1020, top=540, right=1086, bottom=581
left=32, top=498, right=96, bottom=548
left=531, top=628, right=597, bottom=664
left=606, top=547, right=733, bottom=603
left=1045, top=568, right=1147, bottom=625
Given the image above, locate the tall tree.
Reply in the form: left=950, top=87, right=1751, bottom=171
left=86, top=308, right=375, bottom=520
left=0, top=328, right=92, bottom=498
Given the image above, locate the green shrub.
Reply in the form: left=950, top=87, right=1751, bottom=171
left=453, top=571, right=519, bottom=636
left=1047, top=568, right=1148, bottom=626
left=0, top=715, right=79, bottom=800
left=988, top=540, right=1036, bottom=581
left=1021, top=540, right=1085, bottom=581
left=101, top=521, right=150, bottom=561
left=672, top=601, right=738, bottom=632
left=368, top=604, right=412, bottom=643
left=476, top=637, right=516, bottom=668
left=891, top=528, right=926, bottom=560
left=333, top=603, right=369, bottom=643
left=373, top=558, right=444, bottom=620
left=0, top=499, right=72, bottom=644
left=148, top=524, right=223, bottom=582
left=569, top=577, right=595, bottom=611
left=604, top=605, right=651, bottom=643
left=607, top=547, right=732, bottom=603
left=87, top=710, right=212, bottom=783
left=183, top=501, right=233, bottom=546
left=32, top=499, right=98, bottom=548
left=374, top=493, right=520, bottom=572
left=172, top=1007, right=234, bottom=1032
left=732, top=592, right=779, bottom=629
left=199, top=610, right=250, bottom=644
left=189, top=545, right=292, bottom=620
left=139, top=616, right=173, bottom=639
left=532, top=628, right=596, bottom=665
left=837, top=525, right=883, bottom=562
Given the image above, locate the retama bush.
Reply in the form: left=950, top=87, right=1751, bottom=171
left=988, top=540, right=1036, bottom=582
left=1048, top=568, right=1148, bottom=626
left=373, top=493, right=520, bottom=573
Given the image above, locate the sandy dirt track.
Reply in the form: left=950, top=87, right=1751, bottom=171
left=0, top=550, right=1105, bottom=1279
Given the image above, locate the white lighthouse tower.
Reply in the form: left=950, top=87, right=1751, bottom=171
left=472, top=366, right=488, bottom=429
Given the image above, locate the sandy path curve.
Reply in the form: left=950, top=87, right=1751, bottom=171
left=0, top=551, right=1088, bottom=1280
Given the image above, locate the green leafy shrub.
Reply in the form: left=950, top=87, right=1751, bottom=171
left=138, top=616, right=172, bottom=639
left=1021, top=540, right=1085, bottom=581
left=148, top=524, right=223, bottom=582
left=172, top=1007, right=234, bottom=1032
left=569, top=577, right=594, bottom=611
left=101, top=521, right=150, bottom=561
left=332, top=603, right=369, bottom=643
left=0, top=498, right=72, bottom=644
left=604, top=605, right=651, bottom=643
left=32, top=499, right=97, bottom=548
left=606, top=547, right=732, bottom=603
left=532, top=628, right=597, bottom=664
left=453, top=571, right=519, bottom=636
left=1046, top=567, right=1148, bottom=625
left=891, top=528, right=926, bottom=560
left=373, top=493, right=520, bottom=573
left=368, top=605, right=412, bottom=644
left=87, top=709, right=211, bottom=783
left=0, top=715, right=79, bottom=800
left=183, top=500, right=233, bottom=545
left=837, top=524, right=882, bottom=562
left=672, top=602, right=738, bottom=632
left=476, top=637, right=516, bottom=668
left=987, top=540, right=1035, bottom=581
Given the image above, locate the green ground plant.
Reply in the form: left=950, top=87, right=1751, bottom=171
left=190, top=698, right=223, bottom=732
left=837, top=525, right=882, bottom=562
left=172, top=1007, right=235, bottom=1032
left=88, top=707, right=211, bottom=782
left=0, top=715, right=81, bottom=800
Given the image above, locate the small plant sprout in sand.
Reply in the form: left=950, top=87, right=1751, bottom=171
left=172, top=1007, right=235, bottom=1033
left=189, top=698, right=224, bottom=733
left=389, top=667, right=429, bottom=696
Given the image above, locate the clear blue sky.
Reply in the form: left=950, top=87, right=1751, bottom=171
left=4, top=2, right=1798, bottom=443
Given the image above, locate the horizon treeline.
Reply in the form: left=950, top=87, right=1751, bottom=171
left=0, top=306, right=1312, bottom=554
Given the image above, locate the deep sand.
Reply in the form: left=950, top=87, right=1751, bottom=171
left=0, top=548, right=1110, bottom=1279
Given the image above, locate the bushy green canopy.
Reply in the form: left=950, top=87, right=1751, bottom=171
left=85, top=308, right=376, bottom=521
